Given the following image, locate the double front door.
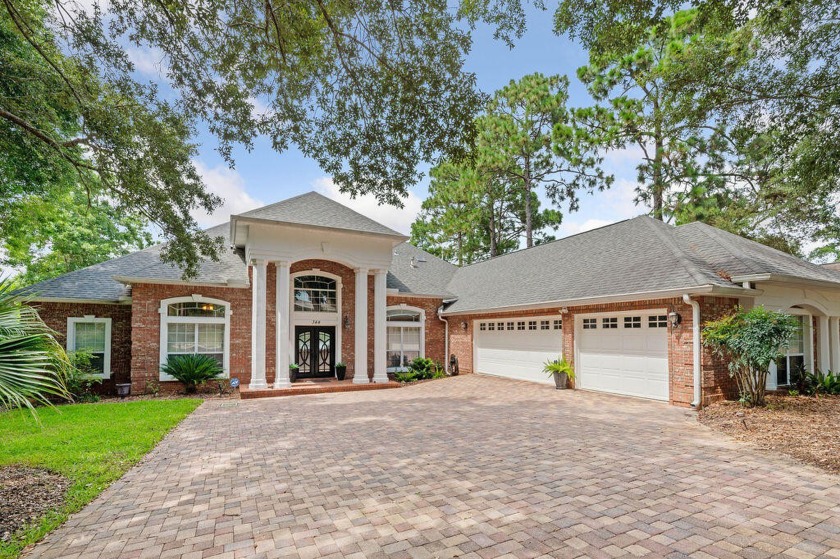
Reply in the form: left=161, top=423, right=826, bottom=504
left=294, top=326, right=336, bottom=378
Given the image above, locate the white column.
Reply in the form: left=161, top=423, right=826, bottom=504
left=818, top=316, right=831, bottom=372
left=372, top=269, right=388, bottom=383
left=353, top=267, right=369, bottom=384
left=274, top=261, right=292, bottom=388
left=249, top=259, right=268, bottom=389
left=830, top=317, right=840, bottom=373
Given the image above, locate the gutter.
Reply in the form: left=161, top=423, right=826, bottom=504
left=731, top=273, right=840, bottom=290
left=440, top=284, right=758, bottom=317
left=113, top=276, right=250, bottom=288
left=683, top=294, right=702, bottom=408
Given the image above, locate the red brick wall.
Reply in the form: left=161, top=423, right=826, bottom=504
left=130, top=282, right=252, bottom=394
left=386, top=295, right=447, bottom=367
left=445, top=296, right=740, bottom=407
left=36, top=302, right=132, bottom=394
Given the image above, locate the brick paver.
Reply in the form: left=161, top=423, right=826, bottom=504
left=26, top=375, right=840, bottom=558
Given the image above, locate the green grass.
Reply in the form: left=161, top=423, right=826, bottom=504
left=0, top=399, right=202, bottom=558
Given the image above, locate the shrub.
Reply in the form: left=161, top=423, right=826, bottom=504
left=703, top=306, right=799, bottom=407
left=407, top=357, right=445, bottom=380
left=66, top=349, right=103, bottom=402
left=0, top=279, right=70, bottom=412
left=394, top=370, right=419, bottom=383
left=803, top=370, right=840, bottom=396
left=160, top=354, right=223, bottom=393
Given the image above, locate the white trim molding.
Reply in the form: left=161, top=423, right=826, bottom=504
left=67, top=316, right=112, bottom=378
left=159, top=295, right=231, bottom=381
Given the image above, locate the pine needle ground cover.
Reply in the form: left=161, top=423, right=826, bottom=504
left=0, top=399, right=202, bottom=558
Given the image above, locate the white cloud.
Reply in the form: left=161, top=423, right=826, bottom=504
left=312, top=178, right=422, bottom=235
left=556, top=179, right=644, bottom=238
left=193, top=161, right=263, bottom=228
left=126, top=46, right=168, bottom=78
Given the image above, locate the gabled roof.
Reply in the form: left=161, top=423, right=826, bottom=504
left=233, top=192, right=405, bottom=239
left=17, top=224, right=248, bottom=302
left=442, top=216, right=738, bottom=314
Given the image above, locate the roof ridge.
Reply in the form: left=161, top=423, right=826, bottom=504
left=236, top=191, right=314, bottom=218
left=640, top=217, right=713, bottom=286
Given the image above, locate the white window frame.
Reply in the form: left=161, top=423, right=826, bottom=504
left=67, top=316, right=112, bottom=379
left=159, top=295, right=231, bottom=380
left=386, top=305, right=425, bottom=372
left=769, top=311, right=812, bottom=389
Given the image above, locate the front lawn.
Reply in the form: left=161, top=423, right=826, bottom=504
left=699, top=394, right=840, bottom=474
left=0, top=399, right=202, bottom=558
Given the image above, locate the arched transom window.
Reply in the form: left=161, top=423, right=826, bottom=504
left=386, top=307, right=424, bottom=371
left=160, top=297, right=230, bottom=379
left=294, top=275, right=337, bottom=312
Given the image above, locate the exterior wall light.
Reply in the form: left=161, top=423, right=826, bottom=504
left=460, top=321, right=468, bottom=330
left=343, top=315, right=351, bottom=329
left=669, top=311, right=682, bottom=327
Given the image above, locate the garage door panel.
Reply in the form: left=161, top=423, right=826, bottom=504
left=475, top=317, right=563, bottom=385
left=578, top=313, right=669, bottom=401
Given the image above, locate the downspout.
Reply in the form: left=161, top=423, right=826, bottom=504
left=683, top=294, right=702, bottom=408
left=437, top=305, right=449, bottom=369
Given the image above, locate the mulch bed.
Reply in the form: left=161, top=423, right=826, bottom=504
left=0, top=466, right=69, bottom=542
left=699, top=394, right=840, bottom=475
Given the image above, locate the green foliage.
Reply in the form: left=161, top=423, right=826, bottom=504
left=65, top=350, right=103, bottom=403
left=0, top=399, right=201, bottom=557
left=543, top=356, right=575, bottom=381
left=0, top=279, right=70, bottom=413
left=557, top=0, right=840, bottom=258
left=395, top=358, right=445, bottom=382
left=796, top=370, right=840, bottom=396
left=703, top=306, right=799, bottom=407
left=0, top=1, right=221, bottom=278
left=160, top=355, right=223, bottom=393
left=2, top=190, right=152, bottom=286
left=412, top=73, right=610, bottom=262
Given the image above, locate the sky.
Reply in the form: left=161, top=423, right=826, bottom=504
left=135, top=5, right=646, bottom=240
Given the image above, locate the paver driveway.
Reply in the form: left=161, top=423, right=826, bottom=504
left=27, top=375, right=840, bottom=559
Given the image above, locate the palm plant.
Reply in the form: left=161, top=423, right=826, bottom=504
left=0, top=280, right=71, bottom=412
left=161, top=354, right=223, bottom=393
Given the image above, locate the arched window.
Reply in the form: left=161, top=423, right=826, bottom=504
left=294, top=275, right=337, bottom=313
left=160, top=296, right=230, bottom=379
left=386, top=306, right=424, bottom=371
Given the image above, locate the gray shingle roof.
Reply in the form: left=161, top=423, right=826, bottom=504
left=388, top=243, right=458, bottom=297
left=17, top=224, right=248, bottom=302
left=674, top=222, right=840, bottom=284
left=442, top=216, right=736, bottom=314
left=235, top=192, right=405, bottom=238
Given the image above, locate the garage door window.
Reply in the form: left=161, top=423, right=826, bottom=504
left=624, top=316, right=642, bottom=328
left=583, top=318, right=597, bottom=329
left=517, top=321, right=525, bottom=330
left=553, top=319, right=562, bottom=330
left=386, top=307, right=424, bottom=371
left=602, top=317, right=618, bottom=329
left=649, top=315, right=668, bottom=328
left=507, top=322, right=514, bottom=331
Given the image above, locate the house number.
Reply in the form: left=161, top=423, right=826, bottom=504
left=311, top=320, right=321, bottom=325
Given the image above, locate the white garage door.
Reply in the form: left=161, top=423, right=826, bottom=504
left=576, top=312, right=669, bottom=401
left=474, top=317, right=563, bottom=384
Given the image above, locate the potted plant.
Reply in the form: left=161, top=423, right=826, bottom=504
left=543, top=356, right=574, bottom=390
left=289, top=363, right=299, bottom=383
left=335, top=362, right=347, bottom=381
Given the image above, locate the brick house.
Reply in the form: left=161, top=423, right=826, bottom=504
left=20, top=192, right=840, bottom=407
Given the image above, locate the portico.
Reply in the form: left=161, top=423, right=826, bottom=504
left=229, top=195, right=407, bottom=391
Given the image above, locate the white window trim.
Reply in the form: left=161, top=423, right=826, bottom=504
left=159, top=296, right=231, bottom=381
left=768, top=310, right=812, bottom=389
left=67, top=316, right=112, bottom=379
left=386, top=305, right=425, bottom=372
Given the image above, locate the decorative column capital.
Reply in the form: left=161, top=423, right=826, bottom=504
left=272, top=259, right=291, bottom=268
left=355, top=266, right=369, bottom=275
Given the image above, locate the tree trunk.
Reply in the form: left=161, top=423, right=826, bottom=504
left=457, top=232, right=463, bottom=267
left=652, top=101, right=664, bottom=221
left=523, top=169, right=533, bottom=248
left=488, top=205, right=498, bottom=257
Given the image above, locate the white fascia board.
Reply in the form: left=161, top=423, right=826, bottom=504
left=231, top=215, right=409, bottom=243
left=28, top=297, right=129, bottom=305
left=732, top=273, right=840, bottom=290
left=440, top=284, right=758, bottom=316
left=112, top=276, right=250, bottom=289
